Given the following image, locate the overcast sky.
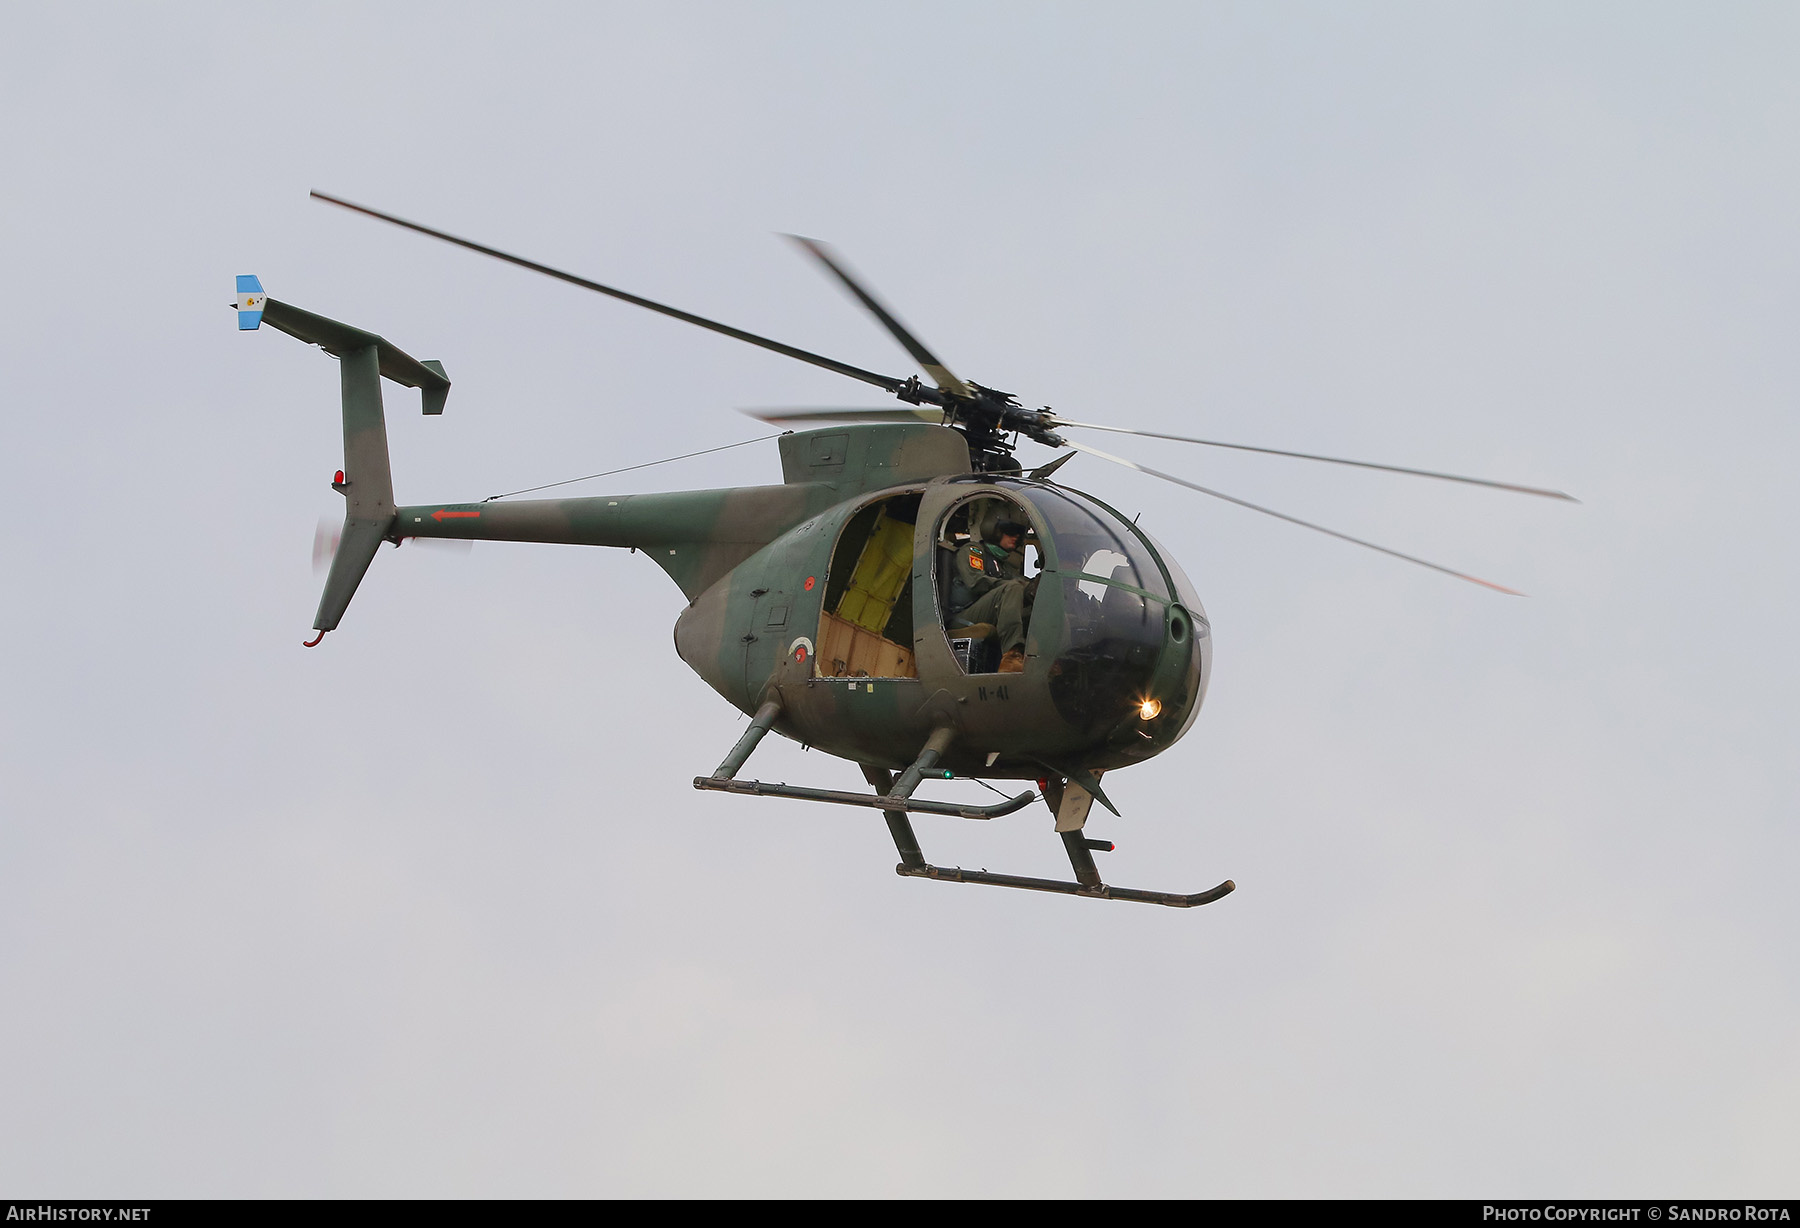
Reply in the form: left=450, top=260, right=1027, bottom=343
left=2, top=2, right=1796, bottom=1197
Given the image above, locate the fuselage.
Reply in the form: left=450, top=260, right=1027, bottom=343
left=401, top=424, right=1209, bottom=779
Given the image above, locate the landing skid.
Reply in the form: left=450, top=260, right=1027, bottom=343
left=692, top=774, right=1035, bottom=820
left=900, top=863, right=1235, bottom=908
left=698, top=702, right=1234, bottom=910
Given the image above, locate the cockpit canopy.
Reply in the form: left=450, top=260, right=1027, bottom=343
left=1001, top=482, right=1193, bottom=736
left=812, top=475, right=1207, bottom=742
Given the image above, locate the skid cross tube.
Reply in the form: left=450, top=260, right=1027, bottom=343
left=889, top=727, right=956, bottom=804
left=1059, top=828, right=1104, bottom=888
left=884, top=728, right=956, bottom=870
left=712, top=700, right=783, bottom=780
left=862, top=765, right=924, bottom=871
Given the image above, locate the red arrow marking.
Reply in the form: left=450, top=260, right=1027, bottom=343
left=431, top=509, right=481, bottom=522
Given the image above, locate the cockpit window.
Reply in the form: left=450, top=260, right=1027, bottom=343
left=1010, top=485, right=1170, bottom=601
left=958, top=479, right=1206, bottom=737
left=955, top=482, right=1170, bottom=733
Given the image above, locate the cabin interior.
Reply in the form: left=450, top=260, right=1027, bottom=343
left=814, top=492, right=1043, bottom=680
left=816, top=493, right=921, bottom=679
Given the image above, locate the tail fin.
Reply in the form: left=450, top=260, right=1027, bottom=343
left=236, top=277, right=451, bottom=641
left=236, top=275, right=267, bottom=329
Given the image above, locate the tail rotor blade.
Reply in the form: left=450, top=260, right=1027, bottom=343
left=1053, top=420, right=1577, bottom=502
left=317, top=516, right=472, bottom=574
left=406, top=537, right=474, bottom=555
left=785, top=235, right=974, bottom=399
left=312, top=519, right=341, bottom=575
left=1065, top=442, right=1525, bottom=595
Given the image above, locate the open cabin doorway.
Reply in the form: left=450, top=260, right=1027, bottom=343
left=816, top=492, right=922, bottom=679
left=932, top=493, right=1044, bottom=675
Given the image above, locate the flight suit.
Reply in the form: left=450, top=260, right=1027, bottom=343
left=950, top=538, right=1032, bottom=656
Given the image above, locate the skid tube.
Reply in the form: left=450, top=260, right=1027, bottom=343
left=899, top=863, right=1235, bottom=909
left=692, top=774, right=1036, bottom=820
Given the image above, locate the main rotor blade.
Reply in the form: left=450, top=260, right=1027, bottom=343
left=742, top=406, right=946, bottom=427
left=784, top=235, right=974, bottom=399
left=310, top=191, right=909, bottom=396
left=1065, top=442, right=1524, bottom=595
left=1054, top=420, right=1577, bottom=501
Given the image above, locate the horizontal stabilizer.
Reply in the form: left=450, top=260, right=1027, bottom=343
left=261, top=298, right=451, bottom=415
left=231, top=280, right=450, bottom=415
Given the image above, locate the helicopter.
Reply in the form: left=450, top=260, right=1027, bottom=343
left=238, top=191, right=1574, bottom=910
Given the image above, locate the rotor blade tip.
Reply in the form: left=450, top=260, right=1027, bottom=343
left=1477, top=579, right=1529, bottom=597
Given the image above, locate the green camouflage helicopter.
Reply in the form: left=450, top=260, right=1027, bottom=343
left=239, top=192, right=1573, bottom=909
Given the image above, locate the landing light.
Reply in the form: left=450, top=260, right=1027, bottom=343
left=1138, top=698, right=1161, bottom=721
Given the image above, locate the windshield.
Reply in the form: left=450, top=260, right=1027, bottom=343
left=1136, top=526, right=1205, bottom=621
left=1003, top=483, right=1171, bottom=734
left=1014, top=485, right=1169, bottom=600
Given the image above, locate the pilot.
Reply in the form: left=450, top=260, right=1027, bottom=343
left=950, top=518, right=1034, bottom=673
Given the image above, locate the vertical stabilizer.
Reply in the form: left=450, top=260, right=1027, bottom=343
left=314, top=344, right=393, bottom=633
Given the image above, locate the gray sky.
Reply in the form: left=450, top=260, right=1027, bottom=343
left=2, top=1, right=1795, bottom=1197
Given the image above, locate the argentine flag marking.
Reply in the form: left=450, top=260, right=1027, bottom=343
left=236, top=274, right=266, bottom=330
